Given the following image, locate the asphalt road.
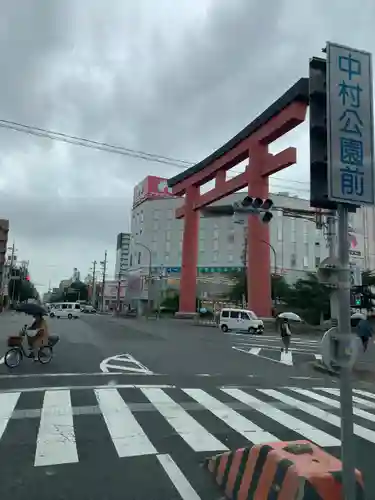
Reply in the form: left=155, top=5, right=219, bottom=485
left=0, top=312, right=373, bottom=498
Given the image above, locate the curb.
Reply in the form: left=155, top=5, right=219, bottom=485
left=311, top=361, right=340, bottom=376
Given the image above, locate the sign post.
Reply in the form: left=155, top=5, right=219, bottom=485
left=326, top=41, right=374, bottom=499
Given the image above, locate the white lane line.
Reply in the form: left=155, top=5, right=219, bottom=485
left=184, top=388, right=279, bottom=445
left=316, top=387, right=375, bottom=409
left=157, top=454, right=201, bottom=500
left=280, top=351, right=293, bottom=365
left=141, top=388, right=227, bottom=453
left=261, top=389, right=375, bottom=444
left=95, top=388, right=156, bottom=457
left=290, top=388, right=375, bottom=425
left=35, top=390, right=78, bottom=467
left=222, top=388, right=339, bottom=447
left=0, top=384, right=176, bottom=394
left=0, top=392, right=20, bottom=438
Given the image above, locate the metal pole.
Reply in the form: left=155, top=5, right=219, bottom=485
left=327, top=212, right=339, bottom=326
left=101, top=251, right=107, bottom=313
left=134, top=242, right=152, bottom=317
left=260, top=239, right=277, bottom=274
left=337, top=204, right=356, bottom=500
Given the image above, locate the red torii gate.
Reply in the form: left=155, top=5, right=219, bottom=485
left=168, top=78, right=309, bottom=317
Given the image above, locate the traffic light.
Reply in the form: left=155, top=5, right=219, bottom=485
left=309, top=56, right=357, bottom=212
left=233, top=197, right=273, bottom=224
left=309, top=57, right=333, bottom=210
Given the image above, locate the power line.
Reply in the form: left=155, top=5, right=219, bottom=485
left=0, top=117, right=310, bottom=188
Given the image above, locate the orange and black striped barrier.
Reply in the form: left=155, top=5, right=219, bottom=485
left=205, top=440, right=365, bottom=499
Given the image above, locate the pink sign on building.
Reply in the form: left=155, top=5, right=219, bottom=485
left=133, top=176, right=178, bottom=207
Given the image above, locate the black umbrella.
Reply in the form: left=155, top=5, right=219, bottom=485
left=16, top=303, right=48, bottom=316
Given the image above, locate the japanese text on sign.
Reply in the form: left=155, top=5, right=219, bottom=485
left=327, top=43, right=374, bottom=205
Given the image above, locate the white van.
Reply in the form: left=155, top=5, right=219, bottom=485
left=50, top=302, right=81, bottom=319
left=219, top=308, right=264, bottom=334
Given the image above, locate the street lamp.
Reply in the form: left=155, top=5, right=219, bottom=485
left=260, top=240, right=277, bottom=275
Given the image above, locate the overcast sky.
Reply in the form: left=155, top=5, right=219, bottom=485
left=1, top=0, right=374, bottom=293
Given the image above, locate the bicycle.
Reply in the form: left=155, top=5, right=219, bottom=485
left=4, top=325, right=60, bottom=368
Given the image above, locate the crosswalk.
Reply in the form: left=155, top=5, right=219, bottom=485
left=2, top=384, right=375, bottom=468
left=230, top=333, right=322, bottom=365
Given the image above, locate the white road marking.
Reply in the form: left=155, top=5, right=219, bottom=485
left=354, top=389, right=375, bottom=400
left=0, top=384, right=176, bottom=394
left=100, top=353, right=153, bottom=374
left=316, top=387, right=375, bottom=409
left=262, top=389, right=375, bottom=444
left=280, top=351, right=293, bottom=365
left=234, top=343, right=318, bottom=353
left=35, top=390, right=78, bottom=466
left=249, top=347, right=261, bottom=355
left=184, top=388, right=279, bottom=445
left=157, top=454, right=201, bottom=500
left=290, top=388, right=375, bottom=425
left=0, top=392, right=20, bottom=438
left=222, top=388, right=339, bottom=447
left=141, top=387, right=227, bottom=452
left=95, top=388, right=156, bottom=457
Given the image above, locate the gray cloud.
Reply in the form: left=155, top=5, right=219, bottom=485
left=1, top=0, right=375, bottom=291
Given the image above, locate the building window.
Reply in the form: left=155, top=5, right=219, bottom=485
left=315, top=256, right=321, bottom=268
left=228, top=254, right=234, bottom=262
left=152, top=241, right=157, bottom=251
left=213, top=240, right=219, bottom=251
left=140, top=211, right=144, bottom=223
left=130, top=254, right=133, bottom=267
left=166, top=241, right=171, bottom=252
left=166, top=231, right=171, bottom=241
left=152, top=233, right=157, bottom=242
left=153, top=210, right=159, bottom=220
left=137, top=252, right=141, bottom=265
left=167, top=209, right=173, bottom=219
left=290, top=253, right=296, bottom=268
left=303, top=256, right=309, bottom=268
left=213, top=252, right=218, bottom=262
left=213, top=228, right=219, bottom=239
left=153, top=221, right=159, bottom=230
left=166, top=220, right=172, bottom=229
left=165, top=253, right=170, bottom=263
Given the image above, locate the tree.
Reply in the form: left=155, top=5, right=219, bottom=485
left=362, top=269, right=375, bottom=287
left=282, top=272, right=330, bottom=325
left=66, top=281, right=88, bottom=302
left=8, top=272, right=39, bottom=303
left=228, top=270, right=247, bottom=303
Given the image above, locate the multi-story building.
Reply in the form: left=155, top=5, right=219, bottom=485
left=114, top=232, right=131, bottom=278
left=128, top=176, right=370, bottom=287
left=0, top=219, right=9, bottom=298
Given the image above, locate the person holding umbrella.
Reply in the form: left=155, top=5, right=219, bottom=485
left=279, top=317, right=292, bottom=353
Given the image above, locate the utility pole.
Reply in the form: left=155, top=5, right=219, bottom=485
left=9, top=242, right=16, bottom=307
left=116, top=271, right=122, bottom=315
left=91, top=260, right=97, bottom=307
left=100, top=252, right=107, bottom=313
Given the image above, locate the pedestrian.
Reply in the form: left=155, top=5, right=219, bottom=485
left=356, top=315, right=373, bottom=352
left=280, top=318, right=292, bottom=353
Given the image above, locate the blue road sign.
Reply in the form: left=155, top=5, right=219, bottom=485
left=327, top=42, right=374, bottom=205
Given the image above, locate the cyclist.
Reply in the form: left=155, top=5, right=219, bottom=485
left=27, top=313, right=49, bottom=360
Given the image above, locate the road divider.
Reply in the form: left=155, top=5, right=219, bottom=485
left=205, top=440, right=364, bottom=499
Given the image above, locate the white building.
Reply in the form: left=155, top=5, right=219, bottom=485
left=127, top=176, right=372, bottom=285
left=114, top=232, right=131, bottom=278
